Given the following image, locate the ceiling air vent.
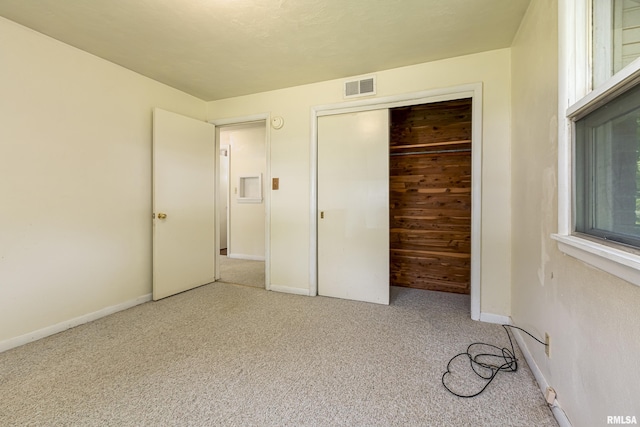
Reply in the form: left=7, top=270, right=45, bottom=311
left=344, top=76, right=376, bottom=98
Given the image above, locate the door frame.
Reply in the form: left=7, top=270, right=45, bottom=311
left=209, top=114, right=271, bottom=290
left=311, top=83, right=483, bottom=320
left=218, top=142, right=230, bottom=253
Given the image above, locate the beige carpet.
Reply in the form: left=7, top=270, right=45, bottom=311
left=0, top=284, right=557, bottom=426
left=218, top=255, right=265, bottom=289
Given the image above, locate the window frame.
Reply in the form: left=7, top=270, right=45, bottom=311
left=553, top=0, right=640, bottom=287
left=574, top=82, right=640, bottom=248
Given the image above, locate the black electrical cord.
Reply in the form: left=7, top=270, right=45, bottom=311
left=442, top=325, right=547, bottom=398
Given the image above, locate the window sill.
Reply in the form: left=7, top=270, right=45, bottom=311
left=551, top=234, right=640, bottom=287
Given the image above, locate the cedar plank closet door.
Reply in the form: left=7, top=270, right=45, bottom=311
left=389, top=99, right=472, bottom=294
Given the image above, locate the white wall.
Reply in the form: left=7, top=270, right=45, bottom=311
left=0, top=17, right=206, bottom=345
left=511, top=1, right=640, bottom=425
left=220, top=123, right=266, bottom=259
left=207, top=49, right=513, bottom=315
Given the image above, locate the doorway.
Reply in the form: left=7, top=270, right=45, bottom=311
left=217, top=121, right=267, bottom=289
left=389, top=99, right=472, bottom=294
left=312, top=84, right=482, bottom=318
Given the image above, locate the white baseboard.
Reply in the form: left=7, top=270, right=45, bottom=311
left=269, top=284, right=311, bottom=296
left=479, top=312, right=511, bottom=324
left=511, top=320, right=572, bottom=427
left=0, top=293, right=152, bottom=354
left=228, top=254, right=265, bottom=261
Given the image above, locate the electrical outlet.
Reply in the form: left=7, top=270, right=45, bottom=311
left=545, top=333, right=550, bottom=357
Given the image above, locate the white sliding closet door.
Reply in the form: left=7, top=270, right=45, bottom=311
left=317, top=109, right=390, bottom=305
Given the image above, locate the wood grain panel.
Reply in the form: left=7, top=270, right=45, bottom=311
left=389, top=99, right=472, bottom=294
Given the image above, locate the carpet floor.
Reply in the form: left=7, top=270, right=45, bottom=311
left=0, top=283, right=557, bottom=426
left=218, top=256, right=265, bottom=289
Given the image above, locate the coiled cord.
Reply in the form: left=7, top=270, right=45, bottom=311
left=442, top=325, right=547, bottom=398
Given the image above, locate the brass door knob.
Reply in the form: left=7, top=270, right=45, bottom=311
left=157, top=213, right=167, bottom=219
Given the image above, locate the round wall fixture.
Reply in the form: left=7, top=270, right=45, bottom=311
left=271, top=116, right=284, bottom=129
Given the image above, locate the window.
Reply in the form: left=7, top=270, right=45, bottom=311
left=554, top=0, right=640, bottom=287
left=575, top=83, right=640, bottom=248
left=593, top=0, right=640, bottom=87
left=573, top=0, right=640, bottom=250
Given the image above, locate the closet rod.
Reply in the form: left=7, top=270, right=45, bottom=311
left=390, top=148, right=471, bottom=157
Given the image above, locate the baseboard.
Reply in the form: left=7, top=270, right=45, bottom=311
left=511, top=320, right=572, bottom=427
left=228, top=253, right=265, bottom=261
left=0, top=293, right=152, bottom=354
left=479, top=312, right=511, bottom=324
left=269, top=284, right=311, bottom=296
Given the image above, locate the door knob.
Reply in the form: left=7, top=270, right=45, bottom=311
left=157, top=213, right=167, bottom=219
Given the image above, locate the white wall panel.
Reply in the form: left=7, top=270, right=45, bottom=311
left=512, top=1, right=640, bottom=424
left=0, top=17, right=206, bottom=344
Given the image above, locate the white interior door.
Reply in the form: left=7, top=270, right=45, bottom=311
left=153, top=108, right=216, bottom=300
left=318, top=109, right=390, bottom=305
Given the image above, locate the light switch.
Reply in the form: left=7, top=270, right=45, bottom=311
left=272, top=178, right=279, bottom=190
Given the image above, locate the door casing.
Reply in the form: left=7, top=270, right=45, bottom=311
left=311, top=83, right=483, bottom=320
